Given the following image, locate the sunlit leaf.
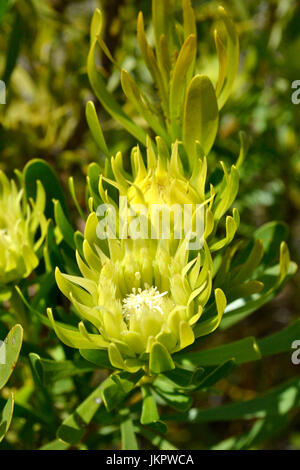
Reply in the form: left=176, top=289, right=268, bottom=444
left=169, top=35, right=196, bottom=139
left=0, top=324, right=23, bottom=390
left=183, top=75, right=219, bottom=164
left=176, top=336, right=261, bottom=366
left=57, top=381, right=104, bottom=445
left=141, top=386, right=159, bottom=425
left=85, top=101, right=109, bottom=158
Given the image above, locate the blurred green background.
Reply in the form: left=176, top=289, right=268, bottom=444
left=0, top=0, right=300, bottom=449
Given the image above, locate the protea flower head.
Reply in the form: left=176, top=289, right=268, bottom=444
left=0, top=170, right=47, bottom=293
left=48, top=212, right=227, bottom=375
left=94, top=137, right=240, bottom=252
left=96, top=139, right=211, bottom=245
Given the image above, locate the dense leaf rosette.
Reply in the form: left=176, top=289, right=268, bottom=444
left=87, top=3, right=239, bottom=160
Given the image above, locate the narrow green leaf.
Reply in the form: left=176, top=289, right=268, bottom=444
left=39, top=439, right=70, bottom=451
left=27, top=354, right=57, bottom=426
left=28, top=353, right=50, bottom=396
left=24, top=159, right=67, bottom=220
left=163, top=366, right=201, bottom=387
left=153, top=377, right=192, bottom=412
left=236, top=131, right=250, bottom=168
left=0, top=324, right=23, bottom=389
left=231, top=239, right=264, bottom=285
left=228, top=280, right=264, bottom=302
left=182, top=0, right=196, bottom=39
left=101, top=371, right=144, bottom=412
left=53, top=199, right=76, bottom=250
left=88, top=9, right=147, bottom=146
left=145, top=420, right=168, bottom=436
left=87, top=162, right=102, bottom=207
left=141, top=386, right=159, bottom=425
left=79, top=348, right=114, bottom=370
left=0, top=0, right=9, bottom=24
left=258, top=319, right=300, bottom=358
left=68, top=177, right=86, bottom=221
left=221, top=262, right=297, bottom=329
left=2, top=12, right=22, bottom=84
left=120, top=409, right=139, bottom=450
left=173, top=377, right=300, bottom=423
left=169, top=35, right=196, bottom=139
left=0, top=393, right=14, bottom=443
left=211, top=414, right=288, bottom=450
left=137, top=12, right=169, bottom=116
left=183, top=75, right=219, bottom=165
left=279, top=241, right=291, bottom=281
left=210, top=214, right=238, bottom=252
left=121, top=69, right=170, bottom=143
left=57, top=381, right=104, bottom=445
left=152, top=0, right=174, bottom=57
left=215, top=7, right=239, bottom=109
left=137, top=426, right=177, bottom=450
left=74, top=231, right=84, bottom=260
left=194, top=359, right=235, bottom=390
left=85, top=101, right=109, bottom=158
left=176, top=336, right=261, bottom=366
left=213, top=163, right=239, bottom=221
left=32, top=356, right=96, bottom=385
left=0, top=396, right=46, bottom=425
left=214, top=28, right=227, bottom=97
left=194, top=288, right=226, bottom=338
left=47, top=308, right=109, bottom=350
left=108, top=343, right=125, bottom=370
left=254, top=221, right=288, bottom=269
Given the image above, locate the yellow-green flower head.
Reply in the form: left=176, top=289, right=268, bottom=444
left=49, top=213, right=227, bottom=375
left=98, top=139, right=215, bottom=245
left=0, top=171, right=47, bottom=289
